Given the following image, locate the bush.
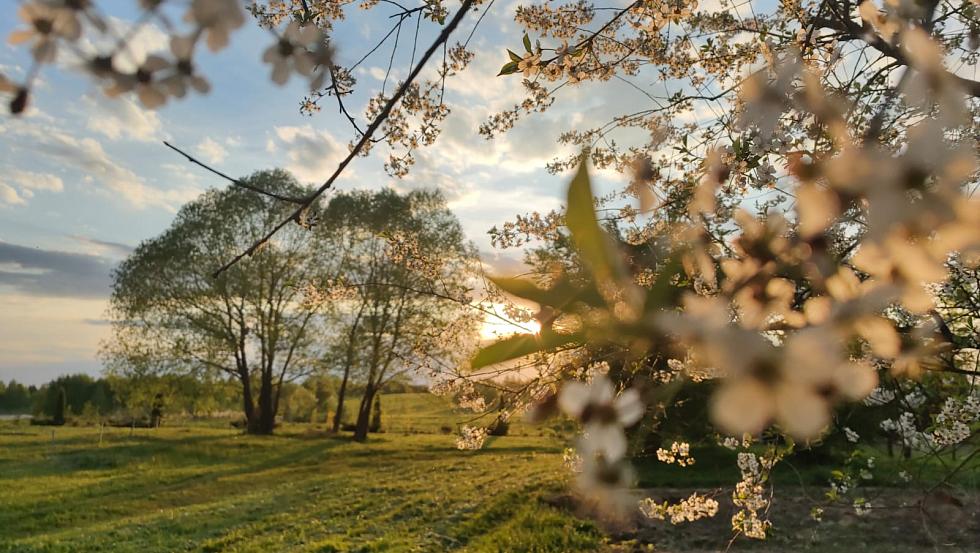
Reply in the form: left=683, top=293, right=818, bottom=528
left=488, top=417, right=509, bottom=437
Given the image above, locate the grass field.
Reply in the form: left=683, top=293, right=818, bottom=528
left=2, top=393, right=978, bottom=552
left=0, top=423, right=600, bottom=552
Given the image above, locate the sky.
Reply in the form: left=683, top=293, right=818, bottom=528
left=0, top=0, right=659, bottom=385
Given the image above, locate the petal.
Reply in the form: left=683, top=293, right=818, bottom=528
left=558, top=381, right=589, bottom=419
left=54, top=12, right=81, bottom=41
left=582, top=423, right=627, bottom=462
left=143, top=55, right=170, bottom=72
left=262, top=46, right=279, bottom=63
left=589, top=375, right=614, bottom=404
left=33, top=40, right=56, bottom=63
left=271, top=62, right=291, bottom=85
left=206, top=29, right=229, bottom=52
left=710, top=378, right=773, bottom=436
left=8, top=30, right=34, bottom=45
left=191, top=76, right=211, bottom=94
left=614, top=389, right=644, bottom=427
left=171, top=35, right=196, bottom=58
left=284, top=21, right=302, bottom=40
left=294, top=52, right=315, bottom=76
left=297, top=24, right=321, bottom=45
left=138, top=85, right=166, bottom=109
left=833, top=362, right=878, bottom=401
left=774, top=384, right=829, bottom=440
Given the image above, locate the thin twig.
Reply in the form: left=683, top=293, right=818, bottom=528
left=163, top=141, right=306, bottom=204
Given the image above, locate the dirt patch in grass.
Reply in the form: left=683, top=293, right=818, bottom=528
left=596, top=487, right=980, bottom=552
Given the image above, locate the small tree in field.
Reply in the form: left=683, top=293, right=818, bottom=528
left=52, top=387, right=67, bottom=426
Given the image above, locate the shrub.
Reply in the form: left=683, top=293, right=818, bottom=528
left=52, top=387, right=67, bottom=426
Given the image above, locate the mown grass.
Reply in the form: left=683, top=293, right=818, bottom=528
left=3, top=393, right=977, bottom=552
left=0, top=420, right=599, bottom=553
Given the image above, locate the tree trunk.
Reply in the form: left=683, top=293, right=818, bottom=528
left=353, top=385, right=376, bottom=442
left=254, top=369, right=276, bottom=435
left=241, top=373, right=259, bottom=433
left=332, top=362, right=353, bottom=433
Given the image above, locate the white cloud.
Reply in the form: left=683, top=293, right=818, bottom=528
left=82, top=94, right=162, bottom=142
left=9, top=124, right=200, bottom=210
left=271, top=125, right=349, bottom=182
left=0, top=183, right=26, bottom=206
left=0, top=170, right=64, bottom=206
left=7, top=169, right=64, bottom=193
left=196, top=137, right=228, bottom=164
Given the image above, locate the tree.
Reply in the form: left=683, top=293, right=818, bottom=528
left=52, top=386, right=67, bottom=426
left=316, top=188, right=480, bottom=441
left=150, top=393, right=164, bottom=428
left=103, top=170, right=337, bottom=434
left=0, top=380, right=32, bottom=414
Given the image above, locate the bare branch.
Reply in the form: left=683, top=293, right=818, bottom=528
left=163, top=141, right=307, bottom=204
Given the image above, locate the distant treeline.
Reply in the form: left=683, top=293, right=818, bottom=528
left=0, top=375, right=118, bottom=418
left=0, top=373, right=429, bottom=424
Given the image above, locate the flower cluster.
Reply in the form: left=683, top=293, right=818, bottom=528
left=2, top=0, right=336, bottom=113
left=730, top=452, right=778, bottom=540
left=455, top=425, right=488, bottom=450
left=639, top=492, right=719, bottom=524
left=931, top=395, right=980, bottom=447
left=656, top=441, right=695, bottom=467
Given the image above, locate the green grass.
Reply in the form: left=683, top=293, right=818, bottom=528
left=3, top=393, right=977, bottom=552
left=336, top=393, right=560, bottom=437
left=0, top=422, right=600, bottom=553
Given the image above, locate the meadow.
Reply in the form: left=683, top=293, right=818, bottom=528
left=1, top=394, right=978, bottom=552
left=0, top=393, right=598, bottom=553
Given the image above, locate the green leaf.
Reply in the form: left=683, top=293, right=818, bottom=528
left=565, top=161, right=625, bottom=287
left=490, top=275, right=604, bottom=311
left=497, top=61, right=519, bottom=76
left=523, top=33, right=532, bottom=53
left=471, top=330, right=580, bottom=369
left=507, top=49, right=523, bottom=63
left=646, top=253, right=684, bottom=307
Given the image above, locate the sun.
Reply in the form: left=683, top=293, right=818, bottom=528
left=479, top=308, right=541, bottom=341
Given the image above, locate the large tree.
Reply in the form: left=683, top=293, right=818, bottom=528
left=318, top=188, right=481, bottom=441
left=102, top=169, right=336, bottom=434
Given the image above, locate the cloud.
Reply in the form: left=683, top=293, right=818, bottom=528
left=7, top=123, right=200, bottom=210
left=0, top=169, right=64, bottom=206
left=196, top=137, right=228, bottom=164
left=71, top=235, right=134, bottom=259
left=0, top=183, right=26, bottom=206
left=271, top=125, right=349, bottom=182
left=0, top=241, right=115, bottom=298
left=82, top=93, right=162, bottom=142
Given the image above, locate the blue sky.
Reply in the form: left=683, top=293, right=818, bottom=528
left=0, top=0, right=657, bottom=384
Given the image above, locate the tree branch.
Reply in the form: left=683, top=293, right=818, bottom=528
left=163, top=141, right=306, bottom=204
